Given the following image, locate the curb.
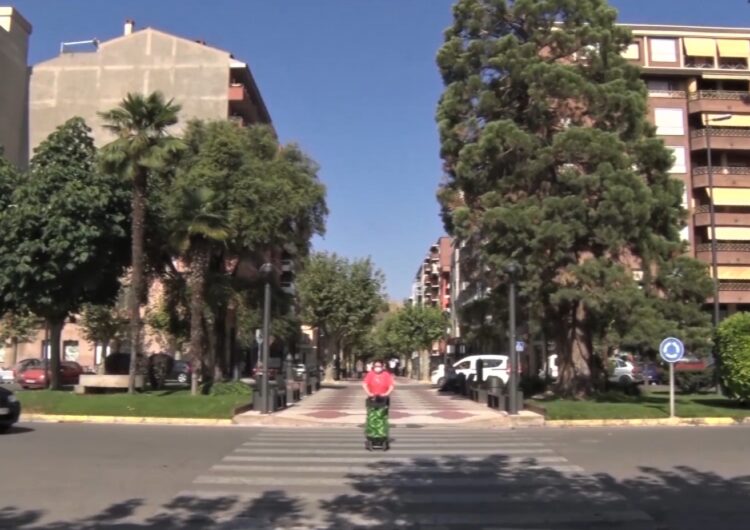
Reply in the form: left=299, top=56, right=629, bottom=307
left=546, top=416, right=750, bottom=428
left=20, top=414, right=233, bottom=427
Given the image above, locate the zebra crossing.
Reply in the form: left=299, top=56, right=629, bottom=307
left=170, top=428, right=654, bottom=530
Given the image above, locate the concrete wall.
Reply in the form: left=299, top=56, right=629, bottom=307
left=30, top=28, right=231, bottom=152
left=0, top=7, right=31, bottom=168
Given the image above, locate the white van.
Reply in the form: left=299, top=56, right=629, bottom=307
left=431, top=354, right=510, bottom=386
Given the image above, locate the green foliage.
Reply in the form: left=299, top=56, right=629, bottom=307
left=675, top=367, right=716, bottom=394
left=0, top=117, right=130, bottom=320
left=297, top=252, right=386, bottom=349
left=374, top=305, right=447, bottom=355
left=203, top=381, right=253, bottom=396
left=0, top=311, right=38, bottom=345
left=717, top=312, right=750, bottom=401
left=80, top=303, right=128, bottom=346
left=436, top=0, right=712, bottom=394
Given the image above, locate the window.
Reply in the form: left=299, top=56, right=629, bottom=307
left=455, top=361, right=471, bottom=370
left=63, top=340, right=79, bottom=362
left=654, top=108, right=685, bottom=135
left=622, top=43, right=640, bottom=60
left=650, top=38, right=677, bottom=62
left=668, top=146, right=687, bottom=173
left=482, top=359, right=503, bottom=368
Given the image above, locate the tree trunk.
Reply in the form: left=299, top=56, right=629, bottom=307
left=323, top=335, right=337, bottom=383
left=420, top=349, right=431, bottom=382
left=128, top=172, right=147, bottom=394
left=9, top=338, right=18, bottom=368
left=47, top=318, right=64, bottom=391
left=555, top=303, right=594, bottom=398
left=188, top=243, right=211, bottom=396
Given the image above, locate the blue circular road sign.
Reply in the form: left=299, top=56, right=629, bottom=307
left=659, top=337, right=685, bottom=363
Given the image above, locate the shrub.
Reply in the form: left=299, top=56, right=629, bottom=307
left=675, top=367, right=715, bottom=394
left=147, top=353, right=174, bottom=390
left=520, top=375, right=547, bottom=397
left=717, top=312, right=750, bottom=401
left=203, top=381, right=252, bottom=396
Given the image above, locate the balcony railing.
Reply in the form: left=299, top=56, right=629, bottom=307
left=696, top=242, right=750, bottom=252
left=693, top=166, right=750, bottom=175
left=720, top=282, right=750, bottom=291
left=649, top=90, right=687, bottom=99
left=691, top=127, right=750, bottom=138
left=685, top=58, right=715, bottom=69
left=688, top=90, right=750, bottom=101
left=719, top=61, right=749, bottom=71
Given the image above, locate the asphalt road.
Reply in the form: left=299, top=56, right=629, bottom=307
left=1, top=422, right=749, bottom=529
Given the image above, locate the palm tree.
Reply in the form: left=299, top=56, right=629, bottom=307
left=169, top=187, right=233, bottom=395
left=99, top=92, right=182, bottom=394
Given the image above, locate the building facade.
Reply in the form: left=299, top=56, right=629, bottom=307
left=625, top=24, right=750, bottom=316
left=410, top=236, right=453, bottom=312
left=0, top=19, right=274, bottom=371
left=29, top=19, right=270, bottom=153
left=0, top=6, right=31, bottom=168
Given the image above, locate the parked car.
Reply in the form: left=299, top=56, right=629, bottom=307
left=12, top=358, right=43, bottom=383
left=19, top=361, right=83, bottom=389
left=608, top=358, right=644, bottom=386
left=641, top=362, right=665, bottom=385
left=0, top=386, right=21, bottom=433
left=432, top=354, right=512, bottom=386
left=168, top=360, right=192, bottom=385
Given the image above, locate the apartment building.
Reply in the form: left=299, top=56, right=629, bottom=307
left=0, top=6, right=31, bottom=168
left=410, top=236, right=453, bottom=311
left=624, top=24, right=750, bottom=316
left=2, top=19, right=275, bottom=371
left=29, top=19, right=270, bottom=153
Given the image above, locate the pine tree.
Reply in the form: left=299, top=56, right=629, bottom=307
left=436, top=0, right=712, bottom=396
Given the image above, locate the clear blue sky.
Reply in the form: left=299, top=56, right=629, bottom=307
left=10, top=0, right=750, bottom=299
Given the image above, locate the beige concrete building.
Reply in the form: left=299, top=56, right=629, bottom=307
left=30, top=19, right=270, bottom=153
left=0, top=6, right=31, bottom=168
left=1, top=20, right=273, bottom=372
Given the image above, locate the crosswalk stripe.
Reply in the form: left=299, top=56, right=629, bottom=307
left=222, top=455, right=569, bottom=464
left=193, top=475, right=599, bottom=487
left=232, top=447, right=554, bottom=456
left=210, top=463, right=587, bottom=474
left=242, top=438, right=544, bottom=451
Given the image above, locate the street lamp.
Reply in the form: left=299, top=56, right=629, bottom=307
left=705, top=113, right=732, bottom=329
left=505, top=261, right=520, bottom=415
left=259, top=262, right=274, bottom=414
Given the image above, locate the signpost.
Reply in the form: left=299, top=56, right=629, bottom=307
left=659, top=337, right=685, bottom=418
left=515, top=341, right=525, bottom=353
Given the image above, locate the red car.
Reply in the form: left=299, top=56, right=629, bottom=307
left=19, top=361, right=83, bottom=389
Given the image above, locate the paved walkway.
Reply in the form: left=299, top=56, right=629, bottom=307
left=173, top=427, right=654, bottom=529
left=235, top=378, right=541, bottom=428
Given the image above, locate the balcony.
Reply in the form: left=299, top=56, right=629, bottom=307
left=692, top=166, right=750, bottom=187
left=688, top=90, right=750, bottom=114
left=694, top=209, right=750, bottom=226
left=649, top=89, right=687, bottom=99
left=717, top=282, right=750, bottom=304
left=696, top=242, right=750, bottom=265
left=690, top=128, right=750, bottom=151
left=229, top=83, right=250, bottom=103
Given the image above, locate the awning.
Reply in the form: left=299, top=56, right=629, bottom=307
left=684, top=37, right=716, bottom=57
left=702, top=74, right=750, bottom=81
left=717, top=39, right=749, bottom=59
left=709, top=227, right=750, bottom=242
left=707, top=188, right=750, bottom=205
left=703, top=113, right=750, bottom=127
left=716, top=265, right=750, bottom=280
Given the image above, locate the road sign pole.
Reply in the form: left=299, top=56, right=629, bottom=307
left=669, top=362, right=675, bottom=418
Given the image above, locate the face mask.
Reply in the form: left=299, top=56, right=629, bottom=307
left=374, top=367, right=384, bottom=373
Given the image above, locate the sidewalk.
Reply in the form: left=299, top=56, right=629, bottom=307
left=234, top=378, right=540, bottom=428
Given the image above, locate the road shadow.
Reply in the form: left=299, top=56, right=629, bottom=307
left=1, top=425, right=34, bottom=435
left=1, top=456, right=749, bottom=529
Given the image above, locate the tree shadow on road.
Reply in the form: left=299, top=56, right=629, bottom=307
left=2, top=456, right=750, bottom=529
